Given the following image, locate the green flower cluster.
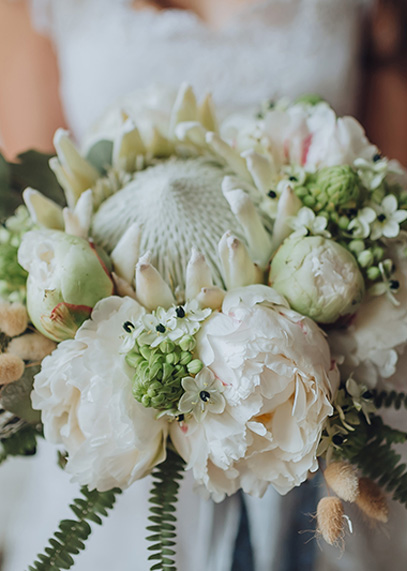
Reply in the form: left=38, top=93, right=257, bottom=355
left=0, top=206, right=32, bottom=303
left=295, top=165, right=361, bottom=215
left=126, top=338, right=203, bottom=411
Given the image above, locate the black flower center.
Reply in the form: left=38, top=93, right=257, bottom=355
left=199, top=390, right=211, bottom=402
left=123, top=321, right=135, bottom=333
left=378, top=214, right=386, bottom=222
left=156, top=324, right=166, bottom=333
left=268, top=190, right=277, bottom=199
left=176, top=306, right=186, bottom=318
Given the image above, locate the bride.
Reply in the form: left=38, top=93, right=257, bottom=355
left=0, top=1, right=406, bottom=570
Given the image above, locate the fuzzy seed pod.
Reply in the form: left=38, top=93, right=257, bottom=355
left=0, top=302, right=28, bottom=337
left=356, top=478, right=388, bottom=523
left=7, top=333, right=56, bottom=362
left=317, top=497, right=345, bottom=546
left=324, top=462, right=360, bottom=502
left=0, top=353, right=25, bottom=384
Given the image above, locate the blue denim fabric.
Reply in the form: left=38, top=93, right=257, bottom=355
left=231, top=491, right=255, bottom=571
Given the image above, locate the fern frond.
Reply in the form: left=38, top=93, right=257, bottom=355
left=147, top=449, right=185, bottom=571
left=27, top=486, right=121, bottom=571
left=340, top=415, right=407, bottom=508
left=374, top=390, right=407, bottom=410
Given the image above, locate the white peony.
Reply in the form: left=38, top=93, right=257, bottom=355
left=171, top=285, right=338, bottom=500
left=31, top=296, right=167, bottom=491
left=328, top=233, right=407, bottom=388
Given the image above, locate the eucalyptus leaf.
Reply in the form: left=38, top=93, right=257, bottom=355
left=86, top=140, right=113, bottom=175
left=0, top=364, right=42, bottom=424
left=10, top=150, right=64, bottom=205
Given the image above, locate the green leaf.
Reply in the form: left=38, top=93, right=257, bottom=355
left=10, top=150, right=64, bottom=205
left=85, top=140, right=113, bottom=175
left=28, top=486, right=121, bottom=570
left=0, top=365, right=42, bottom=423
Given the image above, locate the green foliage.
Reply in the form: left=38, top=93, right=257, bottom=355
left=374, top=390, right=407, bottom=410
left=0, top=364, right=42, bottom=424
left=338, top=414, right=407, bottom=508
left=0, top=149, right=63, bottom=222
left=147, top=449, right=185, bottom=571
left=0, top=423, right=39, bottom=465
left=28, top=486, right=122, bottom=571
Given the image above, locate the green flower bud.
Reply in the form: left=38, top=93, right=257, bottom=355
left=159, top=339, right=176, bottom=353
left=295, top=94, right=325, bottom=106
left=357, top=250, right=374, bottom=268
left=179, top=335, right=196, bottom=352
left=165, top=351, right=180, bottom=365
left=304, top=166, right=361, bottom=213
left=348, top=240, right=365, bottom=255
left=367, top=266, right=381, bottom=281
left=125, top=351, right=143, bottom=368
left=372, top=246, right=385, bottom=262
left=269, top=235, right=365, bottom=323
left=187, top=359, right=204, bottom=375
left=179, top=351, right=193, bottom=366
left=338, top=216, right=350, bottom=230
left=18, top=230, right=114, bottom=341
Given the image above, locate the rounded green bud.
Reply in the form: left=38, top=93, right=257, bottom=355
left=367, top=266, right=381, bottom=281
left=159, top=339, right=176, bottom=353
left=125, top=351, right=143, bottom=369
left=179, top=335, right=196, bottom=352
left=357, top=250, right=374, bottom=268
left=179, top=351, right=193, bottom=366
left=306, top=166, right=361, bottom=213
left=303, top=195, right=316, bottom=208
left=348, top=240, right=365, bottom=255
left=165, top=352, right=180, bottom=365
left=372, top=246, right=385, bottom=262
left=338, top=216, right=350, bottom=230
left=269, top=235, right=365, bottom=323
left=187, top=359, right=204, bottom=375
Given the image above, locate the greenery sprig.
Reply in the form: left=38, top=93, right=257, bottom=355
left=0, top=422, right=39, bottom=466
left=374, top=389, right=407, bottom=410
left=147, top=448, right=185, bottom=571
left=28, top=486, right=122, bottom=571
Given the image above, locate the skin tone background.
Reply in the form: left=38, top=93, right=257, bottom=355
left=0, top=0, right=406, bottom=163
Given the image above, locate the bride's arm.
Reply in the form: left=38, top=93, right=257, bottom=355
left=0, top=1, right=66, bottom=159
left=361, top=0, right=407, bottom=165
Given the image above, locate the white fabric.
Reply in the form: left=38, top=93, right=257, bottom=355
left=30, top=0, right=370, bottom=142
left=1, top=1, right=381, bottom=570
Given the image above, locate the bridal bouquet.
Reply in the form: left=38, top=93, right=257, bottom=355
left=1, top=85, right=407, bottom=569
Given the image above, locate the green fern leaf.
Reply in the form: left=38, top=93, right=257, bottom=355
left=27, top=486, right=121, bottom=570
left=147, top=449, right=185, bottom=570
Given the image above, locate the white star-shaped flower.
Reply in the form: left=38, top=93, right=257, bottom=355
left=178, top=367, right=225, bottom=422
left=347, top=207, right=376, bottom=239
left=289, top=206, right=331, bottom=238
left=370, top=195, right=407, bottom=240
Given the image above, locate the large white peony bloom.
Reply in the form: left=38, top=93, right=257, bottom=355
left=32, top=296, right=167, bottom=491
left=171, top=285, right=339, bottom=500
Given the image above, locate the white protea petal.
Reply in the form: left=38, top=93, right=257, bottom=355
left=111, top=222, right=142, bottom=284
left=113, top=119, right=146, bottom=171
left=270, top=185, right=303, bottom=252
left=242, top=150, right=277, bottom=195
left=52, top=129, right=99, bottom=207
left=63, top=189, right=93, bottom=238
left=185, top=249, right=213, bottom=300
left=169, top=84, right=199, bottom=134
left=196, top=286, right=225, bottom=310
left=222, top=185, right=273, bottom=266
left=111, top=272, right=137, bottom=299
left=198, top=93, right=218, bottom=133
left=135, top=253, right=175, bottom=310
left=148, top=127, right=174, bottom=156
left=225, top=233, right=263, bottom=288
left=206, top=132, right=252, bottom=182
left=175, top=122, right=208, bottom=147
left=23, top=188, right=64, bottom=230
left=218, top=231, right=231, bottom=287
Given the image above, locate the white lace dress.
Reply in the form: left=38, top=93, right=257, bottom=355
left=0, top=1, right=382, bottom=570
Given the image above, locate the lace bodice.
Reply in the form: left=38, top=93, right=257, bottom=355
left=31, top=0, right=371, bottom=141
